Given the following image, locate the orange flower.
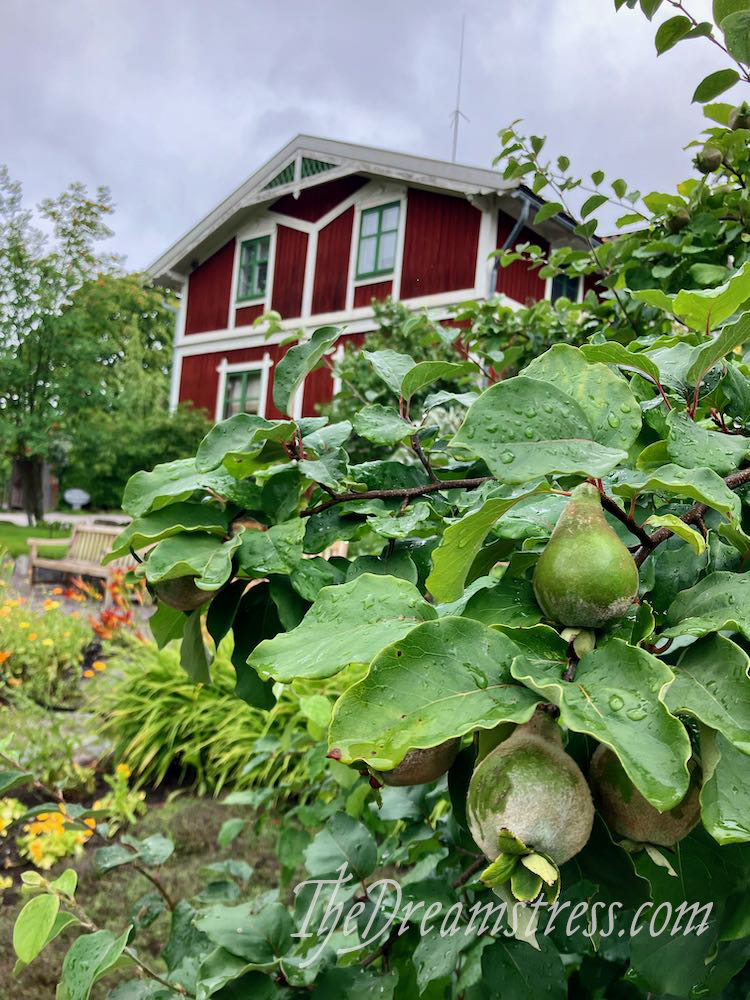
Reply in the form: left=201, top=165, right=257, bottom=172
left=92, top=660, right=106, bottom=672
left=83, top=817, right=96, bottom=830
left=82, top=670, right=94, bottom=678
left=43, top=599, right=60, bottom=611
left=52, top=587, right=63, bottom=595
left=6, top=678, right=21, bottom=687
left=27, top=633, right=38, bottom=641
left=0, top=652, right=11, bottom=664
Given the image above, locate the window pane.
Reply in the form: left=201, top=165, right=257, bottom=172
left=243, top=373, right=262, bottom=413
left=381, top=205, right=399, bottom=231
left=225, top=375, right=244, bottom=417
left=361, top=211, right=379, bottom=237
left=551, top=273, right=580, bottom=303
left=238, top=245, right=252, bottom=298
left=358, top=236, right=377, bottom=274
left=377, top=231, right=397, bottom=271
left=256, top=237, right=269, bottom=262
left=255, top=260, right=268, bottom=296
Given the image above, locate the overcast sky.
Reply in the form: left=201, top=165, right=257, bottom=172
left=2, top=0, right=726, bottom=270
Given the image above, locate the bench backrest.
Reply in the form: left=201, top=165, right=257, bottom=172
left=67, top=525, right=133, bottom=568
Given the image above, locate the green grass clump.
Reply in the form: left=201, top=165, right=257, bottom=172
left=0, top=521, right=71, bottom=558
left=97, top=637, right=358, bottom=799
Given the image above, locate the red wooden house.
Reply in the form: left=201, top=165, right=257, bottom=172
left=148, top=135, right=586, bottom=422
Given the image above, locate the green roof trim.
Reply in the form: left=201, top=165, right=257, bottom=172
left=263, top=162, right=295, bottom=190
left=301, top=157, right=335, bottom=178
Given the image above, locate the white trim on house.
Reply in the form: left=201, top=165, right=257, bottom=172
left=214, top=353, right=273, bottom=422
left=230, top=218, right=277, bottom=323
left=168, top=291, right=188, bottom=410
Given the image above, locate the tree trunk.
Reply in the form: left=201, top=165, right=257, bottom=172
left=16, top=456, right=45, bottom=526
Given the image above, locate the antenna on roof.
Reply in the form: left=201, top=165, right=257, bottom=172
left=450, top=14, right=469, bottom=162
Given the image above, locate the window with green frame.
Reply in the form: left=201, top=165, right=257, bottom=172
left=237, top=236, right=270, bottom=301
left=223, top=369, right=262, bottom=418
left=356, top=202, right=400, bottom=279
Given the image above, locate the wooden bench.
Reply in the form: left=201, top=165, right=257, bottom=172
left=28, top=524, right=136, bottom=589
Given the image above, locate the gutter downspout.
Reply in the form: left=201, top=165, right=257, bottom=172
left=489, top=192, right=532, bottom=299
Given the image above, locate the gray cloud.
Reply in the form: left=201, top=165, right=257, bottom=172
left=1, top=0, right=724, bottom=268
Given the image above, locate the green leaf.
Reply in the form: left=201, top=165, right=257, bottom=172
left=666, top=410, right=750, bottom=475
left=218, top=818, right=246, bottom=849
left=105, top=503, right=230, bottom=562
left=400, top=360, right=478, bottom=402
left=229, top=584, right=278, bottom=710
left=363, top=348, right=416, bottom=394
left=304, top=812, right=377, bottom=878
left=462, top=577, right=543, bottom=627
left=49, top=870, right=78, bottom=897
left=94, top=844, right=136, bottom=875
left=510, top=864, right=542, bottom=901
left=687, top=312, right=750, bottom=382
left=247, top=574, right=436, bottom=681
left=0, top=768, right=33, bottom=796
left=195, top=412, right=296, bottom=474
left=581, top=194, right=608, bottom=217
left=655, top=14, right=693, bottom=52
left=579, top=342, right=660, bottom=382
left=453, top=376, right=627, bottom=483
left=481, top=936, right=566, bottom=1000
left=534, top=202, right=564, bottom=224
left=690, top=262, right=730, bottom=286
left=148, top=602, right=186, bottom=649
left=352, top=404, right=415, bottom=445
left=206, top=580, right=248, bottom=647
left=523, top=344, right=642, bottom=451
left=645, top=514, right=706, bottom=554
left=297, top=447, right=348, bottom=490
left=236, top=519, right=305, bottom=578
left=122, top=458, right=260, bottom=518
left=693, top=68, right=740, bottom=102
left=13, top=894, right=59, bottom=964
left=700, top=728, right=750, bottom=843
left=722, top=9, right=750, bottom=61
left=273, top=326, right=340, bottom=414
left=714, top=0, right=750, bottom=25
left=194, top=902, right=293, bottom=965
left=59, top=927, right=131, bottom=1000
left=666, top=635, right=750, bottom=754
left=328, top=617, right=540, bottom=768
left=665, top=571, right=750, bottom=639
left=144, top=532, right=242, bottom=591
left=366, top=501, right=432, bottom=539
left=511, top=639, right=692, bottom=810
left=180, top=610, right=211, bottom=684
left=611, top=464, right=741, bottom=521
left=426, top=490, right=547, bottom=603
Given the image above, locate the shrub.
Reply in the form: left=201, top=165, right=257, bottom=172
left=0, top=595, right=91, bottom=707
left=97, top=637, right=359, bottom=798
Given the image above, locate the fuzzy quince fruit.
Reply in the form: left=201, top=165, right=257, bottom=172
left=532, top=483, right=639, bottom=628
left=590, top=744, right=700, bottom=847
left=467, top=713, right=594, bottom=865
left=379, top=738, right=460, bottom=786
left=153, top=576, right=212, bottom=611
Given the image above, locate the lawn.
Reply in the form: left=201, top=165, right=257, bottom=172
left=0, top=521, right=71, bottom=558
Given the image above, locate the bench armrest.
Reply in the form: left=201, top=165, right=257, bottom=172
left=28, top=537, right=70, bottom=561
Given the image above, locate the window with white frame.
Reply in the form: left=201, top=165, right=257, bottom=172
left=550, top=272, right=582, bottom=304
left=356, top=202, right=400, bottom=279
left=237, top=235, right=270, bottom=301
left=223, top=369, right=263, bottom=418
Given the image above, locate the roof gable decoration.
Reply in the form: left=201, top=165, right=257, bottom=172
left=263, top=156, right=337, bottom=191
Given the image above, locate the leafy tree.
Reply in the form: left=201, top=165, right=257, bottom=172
left=0, top=166, right=115, bottom=522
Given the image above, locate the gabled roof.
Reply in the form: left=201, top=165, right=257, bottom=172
left=147, top=134, right=522, bottom=286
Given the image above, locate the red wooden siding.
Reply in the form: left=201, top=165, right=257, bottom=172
left=270, top=175, right=367, bottom=223
left=271, top=226, right=308, bottom=319
left=400, top=189, right=480, bottom=299
left=312, top=207, right=354, bottom=314
left=353, top=279, right=392, bottom=308
left=234, top=303, right=265, bottom=326
left=184, top=239, right=236, bottom=335
left=496, top=212, right=548, bottom=303
left=179, top=344, right=288, bottom=420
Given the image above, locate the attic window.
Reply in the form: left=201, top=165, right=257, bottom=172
left=263, top=163, right=295, bottom=190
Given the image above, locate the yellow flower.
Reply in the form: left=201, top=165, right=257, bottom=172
left=63, top=631, right=71, bottom=638
left=92, top=660, right=106, bottom=672
left=43, top=599, right=60, bottom=611
left=0, top=875, right=13, bottom=892
left=19, top=622, right=29, bottom=629
left=82, top=670, right=94, bottom=679
left=27, top=633, right=38, bottom=641
left=52, top=587, right=64, bottom=595
left=83, top=817, right=96, bottom=830
left=116, top=763, right=131, bottom=778
left=42, top=639, right=54, bottom=647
